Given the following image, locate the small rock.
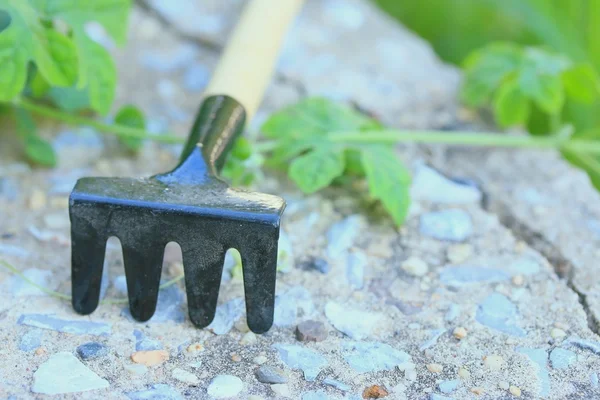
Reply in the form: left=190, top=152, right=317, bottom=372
left=207, top=298, right=245, bottom=335
left=302, top=257, right=331, bottom=274
left=76, top=342, right=108, bottom=360
left=411, top=165, right=482, bottom=204
left=509, top=386, right=522, bottom=397
left=255, top=366, right=288, bottom=384
left=438, top=380, right=459, bottom=394
left=498, top=381, right=509, bottom=390
left=253, top=355, right=268, bottom=365
left=186, top=343, right=205, bottom=354
left=273, top=343, right=327, bottom=381
left=427, top=363, right=443, bottom=373
left=550, top=328, right=567, bottom=339
left=124, top=364, right=148, bottom=376
left=240, top=332, right=257, bottom=346
left=296, top=320, right=328, bottom=342
left=470, top=387, right=484, bottom=396
left=452, top=327, right=467, bottom=340
left=131, top=350, right=169, bottom=366
left=446, top=244, right=473, bottom=264
left=326, top=215, right=365, bottom=259
left=550, top=348, right=577, bottom=369
left=274, top=286, right=315, bottom=327
left=440, top=266, right=509, bottom=287
left=419, top=329, right=446, bottom=351
left=171, top=368, right=199, bottom=385
left=401, top=256, right=429, bottom=277
left=322, top=378, right=350, bottom=391
left=419, top=209, right=473, bottom=242
left=517, top=348, right=550, bottom=398
left=19, top=329, right=43, bottom=352
left=35, top=347, right=47, bottom=356
left=362, top=385, right=388, bottom=398
left=476, top=293, right=526, bottom=337
left=32, top=352, right=109, bottom=394
left=429, top=395, right=455, bottom=400
left=29, top=189, right=47, bottom=210
left=483, top=355, right=504, bottom=371
left=248, top=396, right=265, bottom=400
left=0, top=243, right=29, bottom=258
left=18, top=314, right=111, bottom=336
left=271, top=384, right=291, bottom=398
left=458, top=368, right=470, bottom=379
left=127, top=384, right=182, bottom=400
left=133, top=330, right=163, bottom=351
left=325, top=301, right=381, bottom=339
left=342, top=341, right=412, bottom=373
left=346, top=251, right=366, bottom=288
left=207, top=375, right=244, bottom=399
left=511, top=275, right=525, bottom=286
left=231, top=353, right=242, bottom=362
left=113, top=275, right=128, bottom=295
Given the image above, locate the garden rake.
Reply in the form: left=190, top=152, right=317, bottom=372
left=69, top=0, right=304, bottom=333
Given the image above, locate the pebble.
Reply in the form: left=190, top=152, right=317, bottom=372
left=32, top=352, right=109, bottom=394
left=122, top=284, right=185, bottom=323
left=550, top=328, right=567, bottom=339
left=295, top=320, right=328, bottom=342
left=444, top=304, right=461, bottom=322
left=419, top=329, right=446, bottom=351
left=207, top=298, right=245, bottom=335
left=419, top=209, right=473, bottom=242
left=452, top=327, right=467, bottom=340
left=231, top=353, right=242, bottom=362
left=440, top=266, right=509, bottom=287
left=8, top=268, right=52, bottom=297
left=401, top=256, right=429, bottom=277
left=19, top=329, right=43, bottom=352
left=186, top=343, right=205, bottom=353
left=255, top=366, right=288, bottom=384
left=29, top=189, right=47, bottom=210
left=438, top=380, right=459, bottom=394
left=322, top=378, right=351, bottom=391
left=458, top=368, right=470, bottom=379
left=253, top=355, right=268, bottom=365
left=446, top=244, right=473, bottom=264
left=18, top=314, right=111, bottom=336
left=302, top=257, right=331, bottom=274
left=124, top=364, right=148, bottom=376
left=127, top=384, right=182, bottom=400
left=362, top=385, right=388, bottom=398
left=131, top=350, right=170, bottom=366
left=324, top=301, right=381, bottom=339
left=207, top=375, right=243, bottom=399
left=273, top=343, right=328, bottom=381
left=427, top=363, right=443, bottom=373
left=342, top=341, right=412, bottom=373
left=498, top=381, right=509, bottom=390
left=470, top=387, right=484, bottom=395
left=76, top=342, right=108, bottom=360
left=302, top=390, right=329, bottom=400
left=133, top=330, right=163, bottom=351
left=550, top=348, right=577, bottom=369
left=346, top=251, right=366, bottom=288
left=483, top=355, right=504, bottom=370
left=171, top=368, right=199, bottom=385
left=517, top=348, right=550, bottom=397
left=475, top=293, right=526, bottom=337
left=411, top=165, right=482, bottom=204
left=509, top=386, right=522, bottom=397
left=274, top=286, right=315, bottom=327
left=511, top=275, right=525, bottom=286
left=270, top=383, right=291, bottom=398
left=240, top=332, right=257, bottom=346
left=325, top=215, right=365, bottom=259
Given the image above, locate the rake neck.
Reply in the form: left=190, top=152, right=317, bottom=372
left=178, top=95, right=246, bottom=177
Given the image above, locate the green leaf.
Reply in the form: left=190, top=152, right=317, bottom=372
left=526, top=103, right=552, bottom=136
left=231, top=137, right=252, bottom=160
left=75, top=37, right=116, bottom=114
left=14, top=108, right=56, bottom=166
left=288, top=148, right=345, bottom=193
left=361, top=146, right=411, bottom=226
left=48, top=86, right=90, bottom=111
left=115, top=104, right=145, bottom=152
left=562, top=129, right=600, bottom=190
left=519, top=67, right=565, bottom=114
left=29, top=70, right=50, bottom=98
left=562, top=64, right=600, bottom=104
left=493, top=79, right=530, bottom=127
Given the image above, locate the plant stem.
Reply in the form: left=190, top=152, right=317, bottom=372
left=14, top=98, right=185, bottom=144
left=331, top=130, right=600, bottom=153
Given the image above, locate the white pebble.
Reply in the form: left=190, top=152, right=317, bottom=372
left=207, top=375, right=243, bottom=399
left=402, top=256, right=429, bottom=277
left=271, top=383, right=291, bottom=397
left=483, top=355, right=504, bottom=371
left=171, top=368, right=199, bottom=385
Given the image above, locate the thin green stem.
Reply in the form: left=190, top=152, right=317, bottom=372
left=14, top=98, right=185, bottom=144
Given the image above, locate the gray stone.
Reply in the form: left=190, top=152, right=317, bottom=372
left=273, top=343, right=328, bottom=381
left=32, top=352, right=109, bottom=394
left=133, top=330, right=163, bottom=351
left=207, top=375, right=244, bottom=399
left=326, top=215, right=365, bottom=259
left=274, top=286, right=315, bottom=327
left=517, top=348, right=550, bottom=398
left=302, top=257, right=331, bottom=274
left=18, top=314, right=111, bottom=336
left=76, top=342, right=109, bottom=360
left=208, top=298, right=245, bottom=335
left=411, top=164, right=481, bottom=204
left=346, top=251, right=366, bottom=289
left=19, top=329, right=43, bottom=352
left=7, top=268, right=52, bottom=297
left=322, top=378, right=351, bottom=391
left=113, top=275, right=128, bottom=296
left=127, top=384, right=183, bottom=400
left=302, top=390, right=329, bottom=400
left=341, top=341, right=412, bottom=373
left=475, top=293, right=526, bottom=337
left=325, top=301, right=381, bottom=340
left=296, top=320, right=328, bottom=342
left=419, top=329, right=446, bottom=351
left=438, top=380, right=459, bottom=394
left=440, top=266, right=510, bottom=287
left=563, top=336, right=600, bottom=355
left=550, top=348, right=577, bottom=370
left=183, top=62, right=210, bottom=92
left=255, top=366, right=288, bottom=384
left=419, top=209, right=473, bottom=242
left=444, top=304, right=460, bottom=322
left=122, top=284, right=185, bottom=323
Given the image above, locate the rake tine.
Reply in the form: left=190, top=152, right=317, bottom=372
left=122, top=240, right=165, bottom=322
left=71, top=222, right=107, bottom=315
left=239, top=227, right=279, bottom=333
left=182, top=242, right=226, bottom=328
